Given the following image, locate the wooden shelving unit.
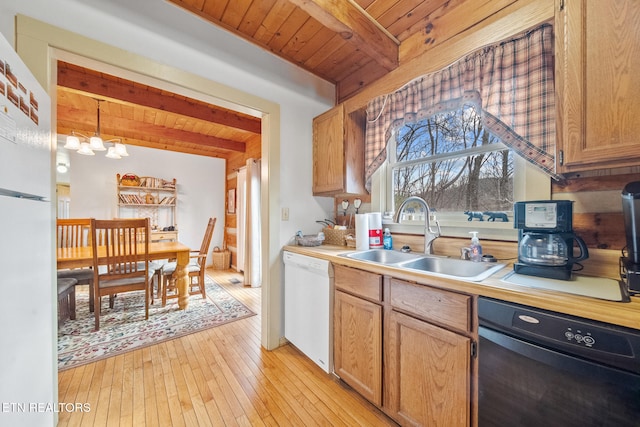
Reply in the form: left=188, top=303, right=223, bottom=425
left=116, top=173, right=178, bottom=241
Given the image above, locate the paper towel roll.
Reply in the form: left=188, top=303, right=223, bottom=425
left=355, top=214, right=370, bottom=251
left=368, top=212, right=383, bottom=248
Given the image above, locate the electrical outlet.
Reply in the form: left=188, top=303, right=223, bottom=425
left=282, top=207, right=289, bottom=221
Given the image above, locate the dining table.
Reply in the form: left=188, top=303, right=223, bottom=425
left=57, top=241, right=193, bottom=310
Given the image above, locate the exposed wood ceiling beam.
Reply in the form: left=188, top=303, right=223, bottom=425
left=57, top=104, right=246, bottom=153
left=59, top=127, right=230, bottom=158
left=288, top=0, right=399, bottom=71
left=57, top=66, right=261, bottom=135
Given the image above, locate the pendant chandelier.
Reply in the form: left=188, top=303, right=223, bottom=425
left=64, top=99, right=129, bottom=159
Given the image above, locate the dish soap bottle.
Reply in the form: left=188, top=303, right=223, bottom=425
left=383, top=228, right=393, bottom=250
left=469, top=231, right=482, bottom=262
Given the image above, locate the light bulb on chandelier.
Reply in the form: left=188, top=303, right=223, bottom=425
left=63, top=132, right=81, bottom=151
left=76, top=142, right=95, bottom=156
left=89, top=135, right=106, bottom=152
left=105, top=146, right=121, bottom=159
left=64, top=99, right=129, bottom=159
left=115, top=143, right=129, bottom=156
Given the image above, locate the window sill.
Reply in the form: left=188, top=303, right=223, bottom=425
left=384, top=222, right=517, bottom=242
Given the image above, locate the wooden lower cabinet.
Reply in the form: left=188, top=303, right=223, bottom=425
left=384, top=309, right=471, bottom=426
left=333, top=265, right=383, bottom=406
left=333, top=290, right=383, bottom=406
left=332, top=264, right=475, bottom=426
left=384, top=278, right=473, bottom=426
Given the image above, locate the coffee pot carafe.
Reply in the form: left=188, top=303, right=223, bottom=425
left=518, top=232, right=589, bottom=266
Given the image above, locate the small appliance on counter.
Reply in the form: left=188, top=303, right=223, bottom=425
left=621, top=181, right=640, bottom=293
left=513, top=200, right=589, bottom=280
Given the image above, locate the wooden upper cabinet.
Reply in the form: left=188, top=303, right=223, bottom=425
left=556, top=0, right=640, bottom=173
left=312, top=104, right=367, bottom=196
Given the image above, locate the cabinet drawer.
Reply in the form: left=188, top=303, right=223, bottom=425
left=389, top=278, right=471, bottom=332
left=151, top=231, right=178, bottom=242
left=334, top=264, right=382, bottom=302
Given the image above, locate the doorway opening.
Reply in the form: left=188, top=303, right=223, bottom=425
left=16, top=15, right=283, bottom=350
left=54, top=52, right=264, bottom=287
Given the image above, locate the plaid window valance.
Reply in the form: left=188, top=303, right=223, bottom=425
left=364, top=23, right=557, bottom=191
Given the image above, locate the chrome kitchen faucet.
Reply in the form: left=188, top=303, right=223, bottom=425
left=394, top=196, right=441, bottom=255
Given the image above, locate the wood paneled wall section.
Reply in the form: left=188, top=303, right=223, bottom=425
left=225, top=175, right=238, bottom=268
left=552, top=171, right=640, bottom=251
left=224, top=137, right=261, bottom=270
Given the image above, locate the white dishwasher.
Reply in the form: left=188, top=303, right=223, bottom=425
left=283, top=251, right=333, bottom=373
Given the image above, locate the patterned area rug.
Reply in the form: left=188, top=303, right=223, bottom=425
left=58, top=277, right=255, bottom=370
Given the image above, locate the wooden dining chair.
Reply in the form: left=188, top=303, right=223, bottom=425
left=160, top=217, right=216, bottom=306
left=56, top=218, right=96, bottom=312
left=91, top=218, right=153, bottom=331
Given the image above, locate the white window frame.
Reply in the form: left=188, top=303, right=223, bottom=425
left=370, top=129, right=551, bottom=242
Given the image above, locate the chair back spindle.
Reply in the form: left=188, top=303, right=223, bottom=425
left=57, top=218, right=92, bottom=249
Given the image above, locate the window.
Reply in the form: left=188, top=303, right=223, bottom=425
left=372, top=104, right=549, bottom=240
left=392, top=105, right=513, bottom=213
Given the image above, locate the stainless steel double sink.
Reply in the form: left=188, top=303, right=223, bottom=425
left=339, top=249, right=505, bottom=282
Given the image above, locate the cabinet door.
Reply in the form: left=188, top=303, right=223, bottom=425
left=313, top=105, right=345, bottom=195
left=334, top=290, right=383, bottom=406
left=385, top=310, right=471, bottom=427
left=556, top=0, right=640, bottom=172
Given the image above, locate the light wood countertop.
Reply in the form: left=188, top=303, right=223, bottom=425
left=283, top=244, right=640, bottom=330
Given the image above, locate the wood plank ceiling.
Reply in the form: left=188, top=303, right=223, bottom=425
left=58, top=0, right=465, bottom=159
left=168, top=0, right=458, bottom=102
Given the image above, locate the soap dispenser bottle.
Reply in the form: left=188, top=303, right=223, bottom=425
left=383, top=228, right=393, bottom=250
left=469, top=231, right=482, bottom=262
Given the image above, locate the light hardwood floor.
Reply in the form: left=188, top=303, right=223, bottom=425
left=57, top=268, right=398, bottom=426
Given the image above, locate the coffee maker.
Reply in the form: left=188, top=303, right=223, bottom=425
left=621, top=181, right=640, bottom=293
left=514, top=200, right=589, bottom=280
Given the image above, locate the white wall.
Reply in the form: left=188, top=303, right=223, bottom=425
left=0, top=2, right=335, bottom=425
left=66, top=144, right=225, bottom=259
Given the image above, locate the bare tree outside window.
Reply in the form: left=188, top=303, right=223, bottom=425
left=392, top=105, right=514, bottom=219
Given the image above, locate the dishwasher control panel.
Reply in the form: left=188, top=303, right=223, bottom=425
left=479, top=297, right=640, bottom=373
left=512, top=310, right=630, bottom=354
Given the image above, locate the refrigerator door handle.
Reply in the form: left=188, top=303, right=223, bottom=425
left=0, top=187, right=48, bottom=202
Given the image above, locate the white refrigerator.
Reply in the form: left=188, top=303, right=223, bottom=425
left=0, top=34, right=55, bottom=426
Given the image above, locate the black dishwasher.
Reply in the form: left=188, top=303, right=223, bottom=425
left=478, top=297, right=640, bottom=427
